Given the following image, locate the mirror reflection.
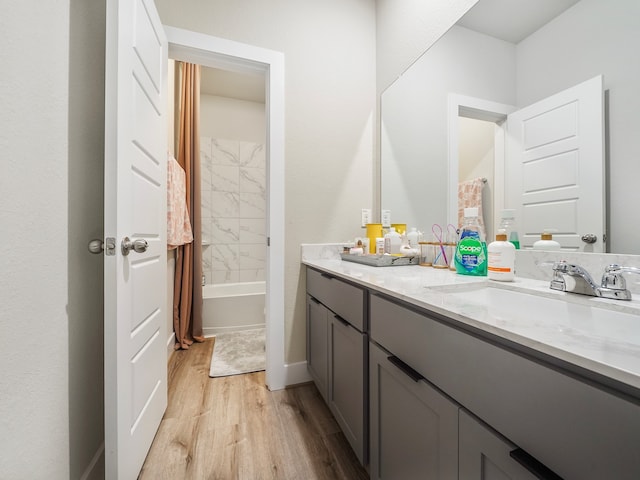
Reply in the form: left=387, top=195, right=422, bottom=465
left=380, top=0, right=640, bottom=254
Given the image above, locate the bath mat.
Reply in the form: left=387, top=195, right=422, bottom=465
left=209, top=328, right=266, bottom=378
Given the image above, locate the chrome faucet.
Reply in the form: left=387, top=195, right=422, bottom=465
left=550, top=261, right=639, bottom=300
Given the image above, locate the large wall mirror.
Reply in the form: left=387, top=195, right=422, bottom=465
left=380, top=0, right=640, bottom=254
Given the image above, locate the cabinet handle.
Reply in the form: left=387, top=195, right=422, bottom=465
left=387, top=356, right=425, bottom=382
left=321, top=273, right=333, bottom=279
left=509, top=448, right=563, bottom=480
left=309, top=296, right=320, bottom=304
left=334, top=315, right=350, bottom=328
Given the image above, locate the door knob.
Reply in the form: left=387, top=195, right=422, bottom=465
left=581, top=233, right=597, bottom=244
left=121, top=237, right=149, bottom=256
left=88, top=239, right=104, bottom=254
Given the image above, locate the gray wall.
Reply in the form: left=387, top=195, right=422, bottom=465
left=0, top=1, right=105, bottom=478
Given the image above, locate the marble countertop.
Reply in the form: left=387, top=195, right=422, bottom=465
left=302, top=253, right=640, bottom=396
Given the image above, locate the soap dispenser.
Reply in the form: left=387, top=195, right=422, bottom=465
left=532, top=229, right=561, bottom=251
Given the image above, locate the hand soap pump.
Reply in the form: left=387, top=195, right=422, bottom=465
left=488, top=229, right=515, bottom=282
left=533, top=229, right=561, bottom=251
left=499, top=209, right=520, bottom=249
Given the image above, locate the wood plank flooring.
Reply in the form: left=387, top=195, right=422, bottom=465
left=139, top=338, right=369, bottom=480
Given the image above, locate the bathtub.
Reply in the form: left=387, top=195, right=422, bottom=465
left=202, top=281, right=266, bottom=336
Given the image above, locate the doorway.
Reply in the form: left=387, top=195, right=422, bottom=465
left=166, top=27, right=286, bottom=390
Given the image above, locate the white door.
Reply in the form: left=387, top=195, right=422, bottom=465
left=505, top=75, right=605, bottom=251
left=104, top=0, right=168, bottom=477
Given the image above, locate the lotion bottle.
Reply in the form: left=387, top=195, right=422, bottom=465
left=487, top=229, right=515, bottom=281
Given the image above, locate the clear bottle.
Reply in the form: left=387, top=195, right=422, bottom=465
left=488, top=229, right=515, bottom=282
left=454, top=207, right=487, bottom=276
left=384, top=227, right=402, bottom=254
left=406, top=227, right=420, bottom=248
left=499, top=209, right=520, bottom=249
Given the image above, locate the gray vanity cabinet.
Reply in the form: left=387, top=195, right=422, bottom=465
left=369, top=341, right=458, bottom=480
left=306, top=295, right=329, bottom=402
left=459, top=410, right=537, bottom=480
left=370, top=292, right=640, bottom=479
left=328, top=313, right=367, bottom=464
left=306, top=267, right=368, bottom=465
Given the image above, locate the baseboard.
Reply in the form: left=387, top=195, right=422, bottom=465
left=166, top=332, right=176, bottom=360
left=203, top=323, right=265, bottom=337
left=80, top=442, right=104, bottom=480
left=283, top=360, right=312, bottom=387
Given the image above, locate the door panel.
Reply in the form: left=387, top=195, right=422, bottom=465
left=104, top=0, right=168, bottom=477
left=506, top=75, right=604, bottom=251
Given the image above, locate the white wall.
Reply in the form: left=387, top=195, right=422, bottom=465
left=200, top=94, right=265, bottom=142
left=0, top=1, right=106, bottom=478
left=516, top=0, right=640, bottom=254
left=155, top=0, right=376, bottom=364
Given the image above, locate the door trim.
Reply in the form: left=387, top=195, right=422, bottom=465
left=447, top=94, right=516, bottom=230
left=165, top=26, right=287, bottom=390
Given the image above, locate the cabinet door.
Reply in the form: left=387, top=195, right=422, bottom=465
left=306, top=295, right=328, bottom=401
left=459, top=410, right=540, bottom=480
left=369, top=342, right=458, bottom=480
left=329, top=313, right=367, bottom=465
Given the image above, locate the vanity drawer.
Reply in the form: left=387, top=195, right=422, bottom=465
left=306, top=267, right=365, bottom=331
left=369, top=293, right=640, bottom=480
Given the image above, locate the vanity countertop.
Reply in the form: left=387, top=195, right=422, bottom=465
left=303, top=256, right=640, bottom=397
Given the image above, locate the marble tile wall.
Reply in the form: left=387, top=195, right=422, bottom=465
left=200, top=137, right=266, bottom=284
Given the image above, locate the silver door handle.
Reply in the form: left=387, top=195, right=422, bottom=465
left=88, top=239, right=104, bottom=254
left=121, top=237, right=148, bottom=255
left=581, top=233, right=597, bottom=244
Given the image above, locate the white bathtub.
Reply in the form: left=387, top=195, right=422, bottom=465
left=202, top=281, right=266, bottom=336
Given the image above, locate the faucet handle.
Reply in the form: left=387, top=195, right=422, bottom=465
left=602, top=264, right=640, bottom=290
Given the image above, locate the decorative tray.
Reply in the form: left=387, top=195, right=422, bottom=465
left=340, top=253, right=419, bottom=267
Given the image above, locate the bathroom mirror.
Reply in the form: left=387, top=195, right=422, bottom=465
left=380, top=0, right=640, bottom=254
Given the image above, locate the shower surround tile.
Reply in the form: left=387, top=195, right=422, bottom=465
left=240, top=269, right=265, bottom=282
left=240, top=141, right=265, bottom=168
left=212, top=191, right=240, bottom=218
left=240, top=192, right=265, bottom=219
left=212, top=139, right=240, bottom=166
left=212, top=244, right=240, bottom=272
left=240, top=219, right=266, bottom=244
left=212, top=165, right=240, bottom=192
left=202, top=138, right=266, bottom=285
left=212, top=218, right=240, bottom=244
left=240, top=167, right=266, bottom=196
left=240, top=244, right=266, bottom=270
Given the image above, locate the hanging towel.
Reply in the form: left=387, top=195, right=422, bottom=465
left=458, top=177, right=486, bottom=238
left=167, top=153, right=194, bottom=249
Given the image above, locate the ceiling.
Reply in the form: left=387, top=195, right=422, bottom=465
left=457, top=0, right=581, bottom=44
left=200, top=66, right=265, bottom=103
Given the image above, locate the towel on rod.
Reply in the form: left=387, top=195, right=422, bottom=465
left=167, top=153, right=194, bottom=249
left=458, top=177, right=486, bottom=238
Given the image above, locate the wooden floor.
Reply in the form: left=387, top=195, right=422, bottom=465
left=139, top=338, right=369, bottom=480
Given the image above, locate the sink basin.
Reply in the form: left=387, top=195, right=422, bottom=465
left=432, top=283, right=640, bottom=349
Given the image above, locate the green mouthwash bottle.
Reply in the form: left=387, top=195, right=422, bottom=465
left=454, top=207, right=487, bottom=276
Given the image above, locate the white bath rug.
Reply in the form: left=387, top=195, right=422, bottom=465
left=209, top=328, right=266, bottom=378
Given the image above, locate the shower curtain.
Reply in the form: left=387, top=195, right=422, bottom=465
left=173, top=62, right=204, bottom=350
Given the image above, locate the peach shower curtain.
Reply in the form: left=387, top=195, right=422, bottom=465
left=173, top=62, right=204, bottom=350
